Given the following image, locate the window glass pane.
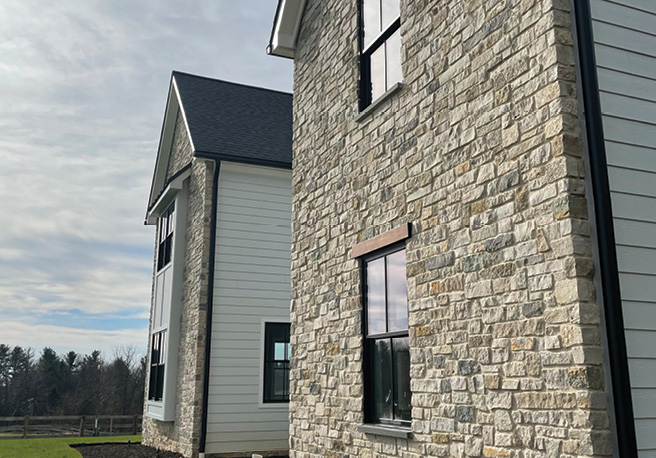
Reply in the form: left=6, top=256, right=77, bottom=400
left=386, top=249, right=408, bottom=332
left=156, top=363, right=165, bottom=400
left=168, top=207, right=175, bottom=235
left=392, top=337, right=411, bottom=421
left=274, top=342, right=286, bottom=361
left=274, top=367, right=286, bottom=396
left=366, top=257, right=386, bottom=335
left=385, top=29, right=402, bottom=90
left=381, top=0, right=399, bottom=28
left=159, top=331, right=166, bottom=364
left=159, top=216, right=166, bottom=243
left=363, top=0, right=381, bottom=48
left=370, top=46, right=386, bottom=102
left=372, top=338, right=393, bottom=421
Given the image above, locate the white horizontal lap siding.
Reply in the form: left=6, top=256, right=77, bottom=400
left=591, top=0, right=656, bottom=454
left=206, top=161, right=291, bottom=455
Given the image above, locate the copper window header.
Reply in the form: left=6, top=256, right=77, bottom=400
left=351, top=223, right=411, bottom=259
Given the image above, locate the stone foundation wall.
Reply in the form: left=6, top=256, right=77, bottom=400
left=143, top=112, right=213, bottom=458
left=289, top=0, right=612, bottom=456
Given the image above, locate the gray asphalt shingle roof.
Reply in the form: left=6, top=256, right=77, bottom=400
left=173, top=71, right=292, bottom=168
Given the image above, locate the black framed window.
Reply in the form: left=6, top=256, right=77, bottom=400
left=359, top=0, right=402, bottom=109
left=157, top=203, right=175, bottom=271
left=263, top=322, right=290, bottom=403
left=364, top=247, right=411, bottom=426
left=148, top=330, right=166, bottom=401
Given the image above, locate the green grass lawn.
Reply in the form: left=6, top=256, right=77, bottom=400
left=0, top=435, right=141, bottom=458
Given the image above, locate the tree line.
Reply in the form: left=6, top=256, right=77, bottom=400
left=0, top=344, right=145, bottom=417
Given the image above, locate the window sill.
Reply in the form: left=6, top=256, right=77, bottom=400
left=355, top=83, right=405, bottom=123
left=358, top=424, right=412, bottom=439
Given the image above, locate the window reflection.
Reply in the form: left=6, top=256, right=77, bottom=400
left=363, top=0, right=381, bottom=48
left=386, top=29, right=402, bottom=89
left=367, top=257, right=386, bottom=335
left=386, top=249, right=408, bottom=332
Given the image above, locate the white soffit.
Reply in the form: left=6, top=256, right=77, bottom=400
left=145, top=167, right=191, bottom=225
left=269, top=0, right=306, bottom=58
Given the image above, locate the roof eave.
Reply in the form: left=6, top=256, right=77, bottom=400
left=267, top=0, right=306, bottom=60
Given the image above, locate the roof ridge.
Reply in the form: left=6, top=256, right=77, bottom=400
left=171, top=70, right=292, bottom=97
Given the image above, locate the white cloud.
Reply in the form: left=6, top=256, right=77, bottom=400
left=0, top=0, right=292, bottom=352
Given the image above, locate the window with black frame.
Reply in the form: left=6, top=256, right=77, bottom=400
left=157, top=203, right=175, bottom=271
left=364, top=247, right=411, bottom=426
left=359, top=0, right=402, bottom=109
left=263, top=322, right=291, bottom=403
left=148, top=330, right=166, bottom=401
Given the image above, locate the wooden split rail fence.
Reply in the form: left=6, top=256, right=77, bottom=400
left=0, top=415, right=142, bottom=439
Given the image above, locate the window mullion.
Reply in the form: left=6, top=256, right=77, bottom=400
left=384, top=255, right=389, bottom=333
left=390, top=336, right=396, bottom=420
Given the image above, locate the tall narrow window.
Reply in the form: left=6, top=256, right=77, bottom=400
left=263, top=322, right=291, bottom=403
left=364, top=247, right=411, bottom=426
left=360, top=0, right=402, bottom=109
left=157, top=203, right=175, bottom=271
left=148, top=330, right=166, bottom=401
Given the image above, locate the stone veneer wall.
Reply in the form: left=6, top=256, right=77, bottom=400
left=289, top=0, right=613, bottom=456
left=143, top=109, right=213, bottom=458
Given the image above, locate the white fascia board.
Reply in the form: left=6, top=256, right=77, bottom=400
left=148, top=83, right=184, bottom=209
left=146, top=76, right=195, bottom=216
left=171, top=76, right=195, bottom=152
left=145, top=167, right=191, bottom=225
left=269, top=0, right=306, bottom=58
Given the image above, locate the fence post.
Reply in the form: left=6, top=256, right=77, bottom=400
left=109, top=417, right=113, bottom=435
left=22, top=416, right=29, bottom=439
left=132, top=414, right=138, bottom=435
left=79, top=416, right=85, bottom=437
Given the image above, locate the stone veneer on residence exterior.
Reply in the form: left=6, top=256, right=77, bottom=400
left=142, top=110, right=213, bottom=458
left=289, top=0, right=612, bottom=456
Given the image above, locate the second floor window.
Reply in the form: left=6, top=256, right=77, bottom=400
left=360, top=0, right=402, bottom=109
left=157, top=203, right=175, bottom=271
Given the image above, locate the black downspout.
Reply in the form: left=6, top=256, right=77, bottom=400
left=199, top=160, right=220, bottom=456
left=572, top=1, right=638, bottom=456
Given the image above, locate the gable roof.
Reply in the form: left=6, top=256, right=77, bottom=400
left=146, top=72, right=292, bottom=219
left=173, top=71, right=292, bottom=167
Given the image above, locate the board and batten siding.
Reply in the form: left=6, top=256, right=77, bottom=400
left=205, top=161, right=291, bottom=455
left=590, top=0, right=656, bottom=455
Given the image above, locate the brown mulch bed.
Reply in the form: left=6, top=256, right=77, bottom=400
left=71, top=442, right=183, bottom=458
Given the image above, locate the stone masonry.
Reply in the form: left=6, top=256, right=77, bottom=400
left=143, top=109, right=214, bottom=458
left=289, top=0, right=612, bottom=456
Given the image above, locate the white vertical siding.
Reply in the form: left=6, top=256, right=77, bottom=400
left=206, top=162, right=291, bottom=455
left=590, top=0, right=656, bottom=455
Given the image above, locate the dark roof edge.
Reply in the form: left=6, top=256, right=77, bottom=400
left=172, top=70, right=292, bottom=97
left=194, top=150, right=292, bottom=170
left=146, top=163, right=193, bottom=214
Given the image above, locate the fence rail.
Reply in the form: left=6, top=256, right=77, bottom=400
left=0, top=415, right=142, bottom=439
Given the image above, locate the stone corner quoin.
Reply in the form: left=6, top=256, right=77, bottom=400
left=289, top=0, right=612, bottom=457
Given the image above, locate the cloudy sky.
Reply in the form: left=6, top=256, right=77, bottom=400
left=0, top=1, right=292, bottom=357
